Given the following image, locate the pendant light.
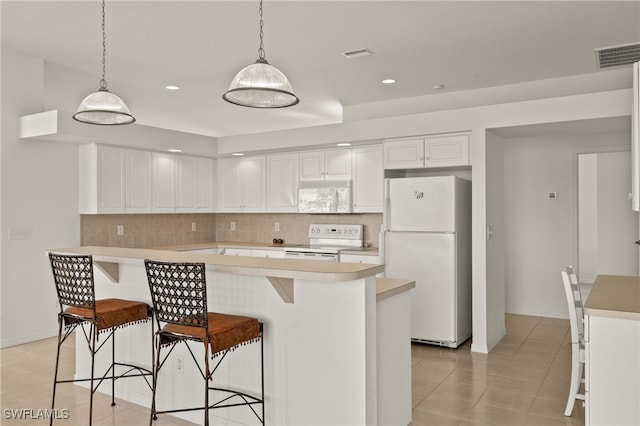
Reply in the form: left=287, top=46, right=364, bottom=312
left=73, top=0, right=135, bottom=125
left=223, top=0, right=299, bottom=108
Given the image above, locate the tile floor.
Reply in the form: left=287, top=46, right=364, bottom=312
left=0, top=314, right=584, bottom=425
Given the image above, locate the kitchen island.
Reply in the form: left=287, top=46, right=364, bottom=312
left=47, top=246, right=412, bottom=426
left=583, top=275, right=640, bottom=426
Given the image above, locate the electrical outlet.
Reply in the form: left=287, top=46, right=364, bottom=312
left=191, top=222, right=196, bottom=232
left=230, top=222, right=236, bottom=231
left=275, top=222, right=280, bottom=232
left=117, top=225, right=124, bottom=236
left=176, top=355, right=184, bottom=374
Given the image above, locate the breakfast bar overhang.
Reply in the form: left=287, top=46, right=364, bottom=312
left=47, top=246, right=414, bottom=426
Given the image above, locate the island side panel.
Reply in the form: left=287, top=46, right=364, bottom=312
left=377, top=289, right=412, bottom=425
left=287, top=276, right=377, bottom=426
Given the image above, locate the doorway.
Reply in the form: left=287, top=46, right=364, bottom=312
left=578, top=151, right=639, bottom=288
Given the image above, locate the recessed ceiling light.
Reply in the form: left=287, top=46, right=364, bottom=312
left=231, top=152, right=245, bottom=156
left=433, top=84, right=445, bottom=90
left=165, top=85, right=180, bottom=90
left=168, top=149, right=182, bottom=153
left=382, top=79, right=396, bottom=84
left=336, top=143, right=351, bottom=147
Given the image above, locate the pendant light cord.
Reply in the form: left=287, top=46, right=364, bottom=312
left=257, top=0, right=266, bottom=63
left=100, top=0, right=108, bottom=91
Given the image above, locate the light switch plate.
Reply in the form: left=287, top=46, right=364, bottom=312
left=8, top=227, right=31, bottom=240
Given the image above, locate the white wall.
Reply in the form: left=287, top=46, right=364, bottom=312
left=502, top=132, right=632, bottom=318
left=1, top=50, right=80, bottom=347
left=485, top=131, right=506, bottom=349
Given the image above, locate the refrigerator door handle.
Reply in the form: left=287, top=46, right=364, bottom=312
left=383, top=178, right=391, bottom=230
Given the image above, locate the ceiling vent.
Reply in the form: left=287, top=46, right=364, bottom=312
left=341, top=48, right=375, bottom=59
left=595, top=42, right=640, bottom=69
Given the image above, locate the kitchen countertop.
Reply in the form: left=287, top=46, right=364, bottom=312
left=584, top=274, right=640, bottom=321
left=157, top=241, right=380, bottom=256
left=376, top=278, right=415, bottom=301
left=48, top=246, right=383, bottom=283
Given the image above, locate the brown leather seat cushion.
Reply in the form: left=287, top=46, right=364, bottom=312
left=65, top=298, right=150, bottom=331
left=162, top=312, right=260, bottom=355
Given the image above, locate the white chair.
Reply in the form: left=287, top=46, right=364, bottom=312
left=561, top=265, right=586, bottom=416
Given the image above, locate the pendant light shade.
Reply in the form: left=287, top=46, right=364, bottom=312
left=74, top=88, right=135, bottom=125
left=223, top=0, right=299, bottom=108
left=73, top=0, right=135, bottom=125
left=223, top=59, right=299, bottom=108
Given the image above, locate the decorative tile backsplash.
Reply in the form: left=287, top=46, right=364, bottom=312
left=81, top=213, right=383, bottom=248
left=215, top=213, right=383, bottom=247
left=80, top=214, right=216, bottom=248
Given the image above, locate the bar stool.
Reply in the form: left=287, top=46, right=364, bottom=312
left=144, top=259, right=264, bottom=426
left=48, top=253, right=153, bottom=426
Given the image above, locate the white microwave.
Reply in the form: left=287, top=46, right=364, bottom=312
left=298, top=181, right=352, bottom=213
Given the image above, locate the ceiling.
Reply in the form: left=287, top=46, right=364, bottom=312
left=2, top=1, right=639, bottom=139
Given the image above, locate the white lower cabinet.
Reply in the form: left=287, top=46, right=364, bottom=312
left=340, top=254, right=381, bottom=264
left=250, top=249, right=285, bottom=259
left=220, top=248, right=252, bottom=256
left=219, top=247, right=285, bottom=258
left=585, top=314, right=640, bottom=426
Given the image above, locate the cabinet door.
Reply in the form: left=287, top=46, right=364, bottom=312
left=267, top=153, right=299, bottom=212
left=240, top=156, right=266, bottom=212
left=217, top=158, right=242, bottom=212
left=299, top=151, right=325, bottom=181
left=97, top=146, right=125, bottom=213
left=217, top=156, right=265, bottom=212
left=340, top=254, right=380, bottom=264
left=125, top=150, right=152, bottom=213
left=352, top=146, right=383, bottom=213
left=325, top=149, right=352, bottom=180
left=251, top=249, right=285, bottom=259
left=152, top=153, right=177, bottom=212
left=221, top=248, right=252, bottom=256
left=175, top=156, right=197, bottom=212
left=196, top=158, right=215, bottom=212
left=383, top=138, right=425, bottom=169
left=424, top=133, right=470, bottom=167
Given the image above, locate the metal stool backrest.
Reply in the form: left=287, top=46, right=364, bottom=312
left=49, top=253, right=96, bottom=312
left=144, top=260, right=209, bottom=330
left=561, top=265, right=584, bottom=344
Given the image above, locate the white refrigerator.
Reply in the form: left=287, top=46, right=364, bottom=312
left=383, top=176, right=472, bottom=348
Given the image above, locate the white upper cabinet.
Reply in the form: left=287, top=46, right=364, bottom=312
left=124, top=149, right=153, bottom=213
left=267, top=153, right=299, bottom=212
left=352, top=146, right=384, bottom=213
left=152, top=153, right=178, bottom=213
left=174, top=155, right=197, bottom=212
left=384, top=132, right=470, bottom=169
left=218, top=156, right=266, bottom=212
left=196, top=158, right=215, bottom=212
left=299, top=149, right=352, bottom=181
left=152, top=153, right=215, bottom=213
left=80, top=145, right=213, bottom=214
left=79, top=144, right=151, bottom=214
